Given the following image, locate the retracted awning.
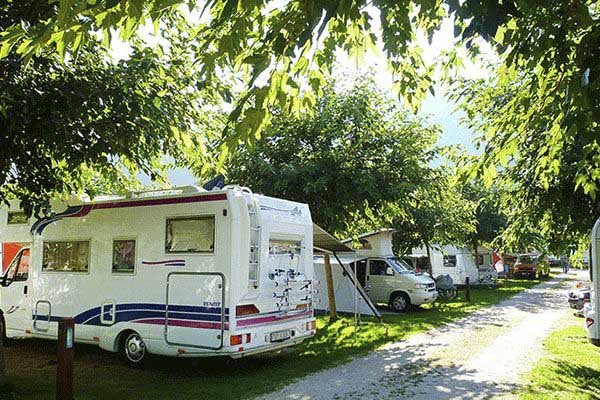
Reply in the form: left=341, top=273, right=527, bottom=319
left=313, top=224, right=354, bottom=254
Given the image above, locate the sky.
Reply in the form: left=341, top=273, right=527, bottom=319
left=124, top=12, right=493, bottom=187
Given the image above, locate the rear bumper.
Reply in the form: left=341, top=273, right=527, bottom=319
left=145, top=315, right=316, bottom=358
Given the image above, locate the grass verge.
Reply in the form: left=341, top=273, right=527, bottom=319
left=6, top=276, right=551, bottom=400
left=519, top=321, right=600, bottom=400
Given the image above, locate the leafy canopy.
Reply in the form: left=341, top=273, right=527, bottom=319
left=454, top=0, right=599, bottom=253
left=2, top=0, right=599, bottom=252
left=0, top=2, right=219, bottom=214
left=226, top=77, right=441, bottom=239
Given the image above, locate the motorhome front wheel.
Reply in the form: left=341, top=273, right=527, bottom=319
left=123, top=332, right=147, bottom=365
left=390, top=293, right=411, bottom=312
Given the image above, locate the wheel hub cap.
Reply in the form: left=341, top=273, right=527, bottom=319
left=394, top=297, right=406, bottom=309
left=126, top=334, right=145, bottom=362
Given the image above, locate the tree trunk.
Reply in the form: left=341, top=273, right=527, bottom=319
left=324, top=254, right=338, bottom=323
left=425, top=243, right=432, bottom=275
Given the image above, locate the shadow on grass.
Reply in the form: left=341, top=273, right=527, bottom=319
left=521, top=324, right=600, bottom=400
left=4, top=276, right=559, bottom=400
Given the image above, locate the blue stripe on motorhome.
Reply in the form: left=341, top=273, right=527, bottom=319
left=30, top=205, right=87, bottom=235
left=35, top=303, right=229, bottom=326
left=85, top=310, right=227, bottom=326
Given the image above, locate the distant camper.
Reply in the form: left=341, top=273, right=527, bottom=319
left=410, top=245, right=480, bottom=286
left=0, top=186, right=317, bottom=364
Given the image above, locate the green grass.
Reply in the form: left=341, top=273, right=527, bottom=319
left=520, top=322, right=600, bottom=400
left=5, top=277, right=549, bottom=400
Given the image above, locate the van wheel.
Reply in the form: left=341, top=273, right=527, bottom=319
left=390, top=293, right=411, bottom=313
left=122, top=331, right=147, bottom=366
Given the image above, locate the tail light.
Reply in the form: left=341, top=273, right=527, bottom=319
left=305, top=320, right=317, bottom=331
left=236, top=304, right=260, bottom=316
left=586, top=317, right=595, bottom=328
left=230, top=335, right=243, bottom=346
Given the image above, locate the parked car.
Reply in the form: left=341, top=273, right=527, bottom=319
left=548, top=255, right=562, bottom=267
left=352, top=257, right=438, bottom=312
left=340, top=230, right=439, bottom=313
left=510, top=254, right=549, bottom=280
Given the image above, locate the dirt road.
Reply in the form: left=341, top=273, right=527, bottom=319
left=260, top=272, right=583, bottom=400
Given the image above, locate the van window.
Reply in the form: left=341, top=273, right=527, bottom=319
left=5, top=248, right=30, bottom=282
left=165, top=216, right=215, bottom=253
left=443, top=254, right=457, bottom=267
left=7, top=211, right=27, bottom=225
left=370, top=259, right=393, bottom=276
left=42, top=241, right=90, bottom=272
left=113, top=240, right=135, bottom=273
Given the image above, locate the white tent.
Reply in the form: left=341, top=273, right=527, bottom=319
left=312, top=224, right=381, bottom=319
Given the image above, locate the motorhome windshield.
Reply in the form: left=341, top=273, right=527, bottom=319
left=387, top=257, right=412, bottom=274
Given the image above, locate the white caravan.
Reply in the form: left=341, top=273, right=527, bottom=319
left=412, top=245, right=479, bottom=285
left=336, top=230, right=437, bottom=312
left=585, top=217, right=600, bottom=346
left=0, top=186, right=317, bottom=364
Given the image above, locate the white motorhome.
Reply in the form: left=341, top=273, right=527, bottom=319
left=332, top=230, right=437, bottom=312
left=585, top=217, right=600, bottom=346
left=0, top=186, right=317, bottom=364
left=411, top=245, right=479, bottom=285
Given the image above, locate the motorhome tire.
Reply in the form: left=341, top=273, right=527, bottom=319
left=390, top=293, right=411, bottom=313
left=121, top=331, right=147, bottom=366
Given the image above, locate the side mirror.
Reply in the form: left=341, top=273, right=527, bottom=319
left=386, top=267, right=394, bottom=276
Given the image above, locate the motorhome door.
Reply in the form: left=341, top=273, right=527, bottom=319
left=165, top=272, right=225, bottom=350
left=1, top=247, right=32, bottom=334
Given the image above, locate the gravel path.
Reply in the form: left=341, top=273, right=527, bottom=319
left=260, top=271, right=584, bottom=400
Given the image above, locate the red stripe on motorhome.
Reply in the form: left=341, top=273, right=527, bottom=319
left=133, top=318, right=229, bottom=330
left=92, top=193, right=228, bottom=211
left=236, top=311, right=312, bottom=328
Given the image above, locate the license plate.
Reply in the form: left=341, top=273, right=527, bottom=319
left=270, top=330, right=291, bottom=342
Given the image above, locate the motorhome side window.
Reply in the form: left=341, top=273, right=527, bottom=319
left=42, top=241, right=90, bottom=272
left=165, top=216, right=215, bottom=253
left=443, top=254, right=457, bottom=267
left=113, top=240, right=135, bottom=273
left=7, top=211, right=27, bottom=225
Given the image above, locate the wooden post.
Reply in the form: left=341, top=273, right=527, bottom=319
left=465, top=277, right=471, bottom=302
left=0, top=331, right=8, bottom=400
left=57, top=318, right=74, bottom=400
left=324, top=254, right=338, bottom=323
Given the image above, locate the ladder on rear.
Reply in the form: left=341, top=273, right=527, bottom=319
left=248, top=199, right=261, bottom=289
